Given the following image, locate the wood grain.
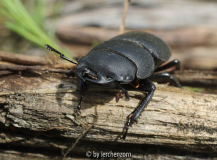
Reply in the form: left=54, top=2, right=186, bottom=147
left=0, top=67, right=216, bottom=159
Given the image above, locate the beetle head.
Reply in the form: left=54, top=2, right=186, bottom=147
left=76, top=65, right=114, bottom=84
left=75, top=50, right=136, bottom=86
left=76, top=65, right=115, bottom=86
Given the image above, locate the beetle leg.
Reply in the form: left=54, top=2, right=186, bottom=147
left=77, top=89, right=85, bottom=112
left=149, top=72, right=182, bottom=88
left=155, top=59, right=180, bottom=72
left=119, top=85, right=130, bottom=101
left=76, top=79, right=87, bottom=112
left=77, top=79, right=84, bottom=91
left=122, top=79, right=155, bottom=139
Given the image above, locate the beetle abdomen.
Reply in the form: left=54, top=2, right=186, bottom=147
left=111, top=31, right=171, bottom=65
left=92, top=39, right=155, bottom=79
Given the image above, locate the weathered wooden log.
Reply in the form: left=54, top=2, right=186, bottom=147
left=0, top=65, right=217, bottom=159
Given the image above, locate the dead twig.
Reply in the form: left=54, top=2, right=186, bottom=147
left=119, top=0, right=130, bottom=34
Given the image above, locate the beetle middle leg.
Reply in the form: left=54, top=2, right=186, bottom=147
left=119, top=85, right=130, bottom=101
left=122, top=79, right=156, bottom=139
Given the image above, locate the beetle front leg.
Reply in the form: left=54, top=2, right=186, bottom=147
left=77, top=89, right=85, bottom=112
left=77, top=79, right=84, bottom=92
left=122, top=79, right=156, bottom=139
left=76, top=79, right=87, bottom=112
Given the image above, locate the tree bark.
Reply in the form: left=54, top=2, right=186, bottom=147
left=0, top=65, right=217, bottom=159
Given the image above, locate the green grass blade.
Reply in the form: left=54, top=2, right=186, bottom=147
left=0, top=0, right=73, bottom=59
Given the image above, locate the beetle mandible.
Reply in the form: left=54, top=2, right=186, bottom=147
left=45, top=31, right=181, bottom=139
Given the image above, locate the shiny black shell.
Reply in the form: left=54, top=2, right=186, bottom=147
left=78, top=31, right=171, bottom=81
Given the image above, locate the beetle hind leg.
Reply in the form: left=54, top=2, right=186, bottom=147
left=155, top=59, right=180, bottom=72
left=122, top=79, right=156, bottom=139
left=149, top=72, right=182, bottom=88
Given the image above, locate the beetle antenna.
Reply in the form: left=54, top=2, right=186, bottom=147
left=45, top=44, right=78, bottom=65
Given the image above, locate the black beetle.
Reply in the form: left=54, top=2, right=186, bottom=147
left=45, top=31, right=181, bottom=139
